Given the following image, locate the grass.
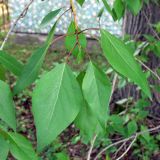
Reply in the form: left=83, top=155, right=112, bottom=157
left=1, top=32, right=108, bottom=71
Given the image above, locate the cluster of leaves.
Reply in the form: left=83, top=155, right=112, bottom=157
left=0, top=0, right=159, bottom=159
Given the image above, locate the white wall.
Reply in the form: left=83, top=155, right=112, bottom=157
left=9, top=0, right=122, bottom=36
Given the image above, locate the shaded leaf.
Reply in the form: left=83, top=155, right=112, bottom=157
left=0, top=50, right=23, bottom=76
left=0, top=135, right=9, bottom=160
left=127, top=120, right=138, bottom=136
left=0, top=64, right=6, bottom=81
left=9, top=132, right=38, bottom=160
left=75, top=100, right=100, bottom=141
left=0, top=81, right=16, bottom=130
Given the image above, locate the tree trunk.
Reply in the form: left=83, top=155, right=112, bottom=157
left=123, top=2, right=160, bottom=40
left=112, top=2, right=160, bottom=116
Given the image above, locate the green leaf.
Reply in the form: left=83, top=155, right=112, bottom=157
left=97, top=7, right=104, bottom=18
left=0, top=50, right=23, bottom=76
left=65, top=21, right=87, bottom=57
left=82, top=62, right=111, bottom=128
left=125, top=0, right=142, bottom=15
left=109, top=115, right=126, bottom=136
left=75, top=71, right=101, bottom=140
left=127, top=120, right=138, bottom=136
left=32, top=63, right=83, bottom=151
left=0, top=135, right=9, bottom=160
left=75, top=100, right=100, bottom=140
left=40, top=8, right=61, bottom=27
left=8, top=132, right=38, bottom=160
left=13, top=23, right=57, bottom=95
left=55, top=152, right=70, bottom=160
left=76, top=0, right=85, bottom=6
left=101, top=0, right=117, bottom=20
left=113, top=0, right=125, bottom=20
left=0, top=80, right=16, bottom=130
left=100, top=30, right=151, bottom=98
left=0, top=65, right=6, bottom=81
left=154, top=41, right=160, bottom=57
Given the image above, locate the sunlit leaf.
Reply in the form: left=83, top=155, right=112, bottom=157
left=82, top=62, right=111, bottom=128
left=40, top=8, right=61, bottom=27
left=32, top=63, right=83, bottom=151
left=101, top=30, right=151, bottom=98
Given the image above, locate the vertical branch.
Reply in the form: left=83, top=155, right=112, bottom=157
left=70, top=0, right=78, bottom=30
left=87, top=135, right=97, bottom=160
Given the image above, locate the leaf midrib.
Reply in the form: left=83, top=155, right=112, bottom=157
left=103, top=31, right=146, bottom=89
left=46, top=64, right=66, bottom=131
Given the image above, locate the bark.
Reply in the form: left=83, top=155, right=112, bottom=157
left=123, top=2, right=160, bottom=40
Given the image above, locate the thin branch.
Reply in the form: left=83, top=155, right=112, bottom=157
left=136, top=58, right=160, bottom=82
left=57, top=8, right=71, bottom=22
left=143, top=11, right=160, bottom=41
left=70, top=0, right=78, bottom=30
left=116, top=134, right=137, bottom=160
left=0, top=0, right=34, bottom=50
left=113, top=142, right=126, bottom=159
left=65, top=42, right=78, bottom=63
left=87, top=135, right=97, bottom=160
left=94, top=125, right=160, bottom=160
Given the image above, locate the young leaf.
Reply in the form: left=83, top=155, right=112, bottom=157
left=55, top=152, right=70, bottom=160
left=65, top=21, right=87, bottom=57
left=82, top=62, right=111, bottom=128
left=40, top=8, right=61, bottom=27
left=109, top=115, right=126, bottom=136
left=76, top=0, right=85, bottom=6
left=97, top=7, right=104, bottom=18
left=13, top=23, right=57, bottom=95
left=127, top=120, right=138, bottom=136
left=32, top=63, right=83, bottom=151
left=101, top=0, right=117, bottom=20
left=0, top=50, right=23, bottom=76
left=0, top=135, right=9, bottom=160
left=0, top=80, right=16, bottom=130
left=8, top=132, right=38, bottom=160
left=100, top=30, right=151, bottom=98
